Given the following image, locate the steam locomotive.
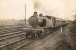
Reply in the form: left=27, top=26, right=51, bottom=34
left=26, top=12, right=56, bottom=39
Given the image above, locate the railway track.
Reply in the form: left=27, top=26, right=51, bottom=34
left=0, top=23, right=68, bottom=50
left=0, top=25, right=35, bottom=50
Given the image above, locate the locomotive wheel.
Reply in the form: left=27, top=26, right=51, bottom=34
left=26, top=32, right=33, bottom=39
left=26, top=30, right=43, bottom=40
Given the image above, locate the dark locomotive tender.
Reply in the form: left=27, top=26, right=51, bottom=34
left=26, top=12, right=56, bottom=39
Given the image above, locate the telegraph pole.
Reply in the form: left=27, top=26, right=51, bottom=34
left=25, top=5, right=26, bottom=24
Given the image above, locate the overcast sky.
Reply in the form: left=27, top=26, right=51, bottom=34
left=0, top=0, right=76, bottom=20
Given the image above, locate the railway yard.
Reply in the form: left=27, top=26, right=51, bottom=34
left=0, top=23, right=72, bottom=50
